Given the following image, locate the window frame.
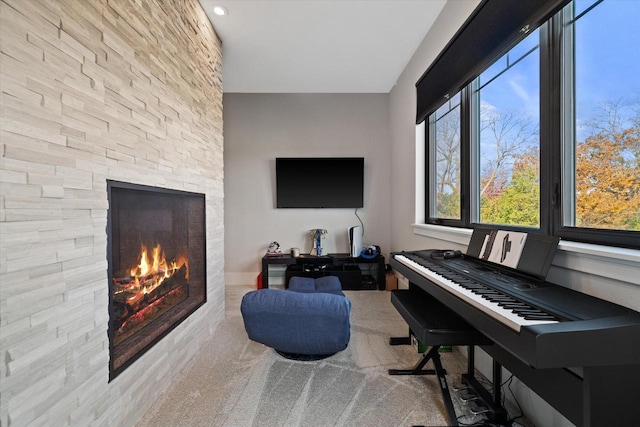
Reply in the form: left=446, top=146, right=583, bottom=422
left=424, top=1, right=639, bottom=250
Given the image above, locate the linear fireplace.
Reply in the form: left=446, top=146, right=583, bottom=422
left=107, top=181, right=206, bottom=380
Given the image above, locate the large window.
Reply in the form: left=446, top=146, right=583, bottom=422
left=564, top=0, right=640, bottom=232
left=430, top=92, right=462, bottom=220
left=425, top=0, right=639, bottom=249
left=476, top=29, right=540, bottom=227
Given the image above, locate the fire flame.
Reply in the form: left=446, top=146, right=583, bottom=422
left=125, top=244, right=188, bottom=299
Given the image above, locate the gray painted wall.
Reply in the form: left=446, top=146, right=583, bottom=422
left=223, top=93, right=391, bottom=285
left=389, top=0, right=482, bottom=252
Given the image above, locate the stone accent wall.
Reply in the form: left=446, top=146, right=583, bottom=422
left=0, top=0, right=224, bottom=425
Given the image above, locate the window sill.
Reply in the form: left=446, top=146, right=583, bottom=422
left=411, top=223, right=473, bottom=245
left=412, top=224, right=640, bottom=284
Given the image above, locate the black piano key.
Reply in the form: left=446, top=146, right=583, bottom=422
left=510, top=305, right=535, bottom=311
left=523, top=314, right=558, bottom=320
left=484, top=292, right=503, bottom=297
left=510, top=307, right=536, bottom=314
left=501, top=303, right=530, bottom=309
left=480, top=293, right=501, bottom=299
left=461, top=282, right=487, bottom=288
left=462, top=284, right=486, bottom=290
left=528, top=313, right=556, bottom=318
left=492, top=297, right=518, bottom=306
left=484, top=295, right=513, bottom=303
left=457, top=281, right=478, bottom=287
left=474, top=289, right=500, bottom=295
left=513, top=309, right=549, bottom=316
left=497, top=301, right=522, bottom=307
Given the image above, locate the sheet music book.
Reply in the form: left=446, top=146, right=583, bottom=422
left=467, top=228, right=559, bottom=280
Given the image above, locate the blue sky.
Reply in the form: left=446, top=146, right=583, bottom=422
left=479, top=0, right=639, bottom=147
left=575, top=0, right=640, bottom=139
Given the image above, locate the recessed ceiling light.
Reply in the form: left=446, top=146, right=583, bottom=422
left=213, top=5, right=228, bottom=16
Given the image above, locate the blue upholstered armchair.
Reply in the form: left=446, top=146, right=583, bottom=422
left=240, top=276, right=351, bottom=359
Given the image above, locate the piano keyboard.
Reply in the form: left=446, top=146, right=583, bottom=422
left=394, top=254, right=559, bottom=332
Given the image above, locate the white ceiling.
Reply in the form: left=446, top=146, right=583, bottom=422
left=199, top=0, right=447, bottom=93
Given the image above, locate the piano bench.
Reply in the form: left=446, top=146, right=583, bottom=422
left=388, top=289, right=493, bottom=427
left=390, top=289, right=491, bottom=347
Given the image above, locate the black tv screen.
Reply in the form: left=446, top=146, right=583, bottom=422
left=276, top=157, right=364, bottom=208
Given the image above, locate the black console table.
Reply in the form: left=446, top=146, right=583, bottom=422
left=261, top=253, right=385, bottom=290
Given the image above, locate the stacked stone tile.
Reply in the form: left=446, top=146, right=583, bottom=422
left=0, top=0, right=224, bottom=425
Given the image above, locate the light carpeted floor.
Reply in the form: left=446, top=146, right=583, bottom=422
left=136, top=286, right=490, bottom=427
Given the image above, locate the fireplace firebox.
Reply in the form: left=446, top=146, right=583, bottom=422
left=107, top=181, right=206, bottom=380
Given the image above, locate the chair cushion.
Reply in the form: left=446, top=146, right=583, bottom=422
left=288, top=275, right=345, bottom=296
left=314, top=276, right=344, bottom=295
left=241, top=288, right=351, bottom=355
left=287, top=276, right=317, bottom=293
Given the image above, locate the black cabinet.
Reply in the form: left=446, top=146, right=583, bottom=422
left=261, top=253, right=385, bottom=290
left=285, top=264, right=365, bottom=290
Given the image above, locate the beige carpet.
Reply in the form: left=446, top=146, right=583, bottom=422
left=136, top=286, right=488, bottom=427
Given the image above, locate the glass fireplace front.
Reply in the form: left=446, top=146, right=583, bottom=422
left=107, top=181, right=206, bottom=380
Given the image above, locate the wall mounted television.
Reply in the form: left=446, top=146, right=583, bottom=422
left=276, top=157, right=364, bottom=208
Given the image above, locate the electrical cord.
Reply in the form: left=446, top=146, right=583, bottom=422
left=354, top=207, right=364, bottom=238
left=501, top=374, right=525, bottom=425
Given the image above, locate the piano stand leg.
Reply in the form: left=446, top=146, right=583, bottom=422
left=389, top=329, right=412, bottom=346
left=467, top=345, right=475, bottom=376
left=389, top=336, right=411, bottom=346
left=389, top=346, right=458, bottom=427
left=388, top=345, right=442, bottom=376
left=492, top=359, right=502, bottom=408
